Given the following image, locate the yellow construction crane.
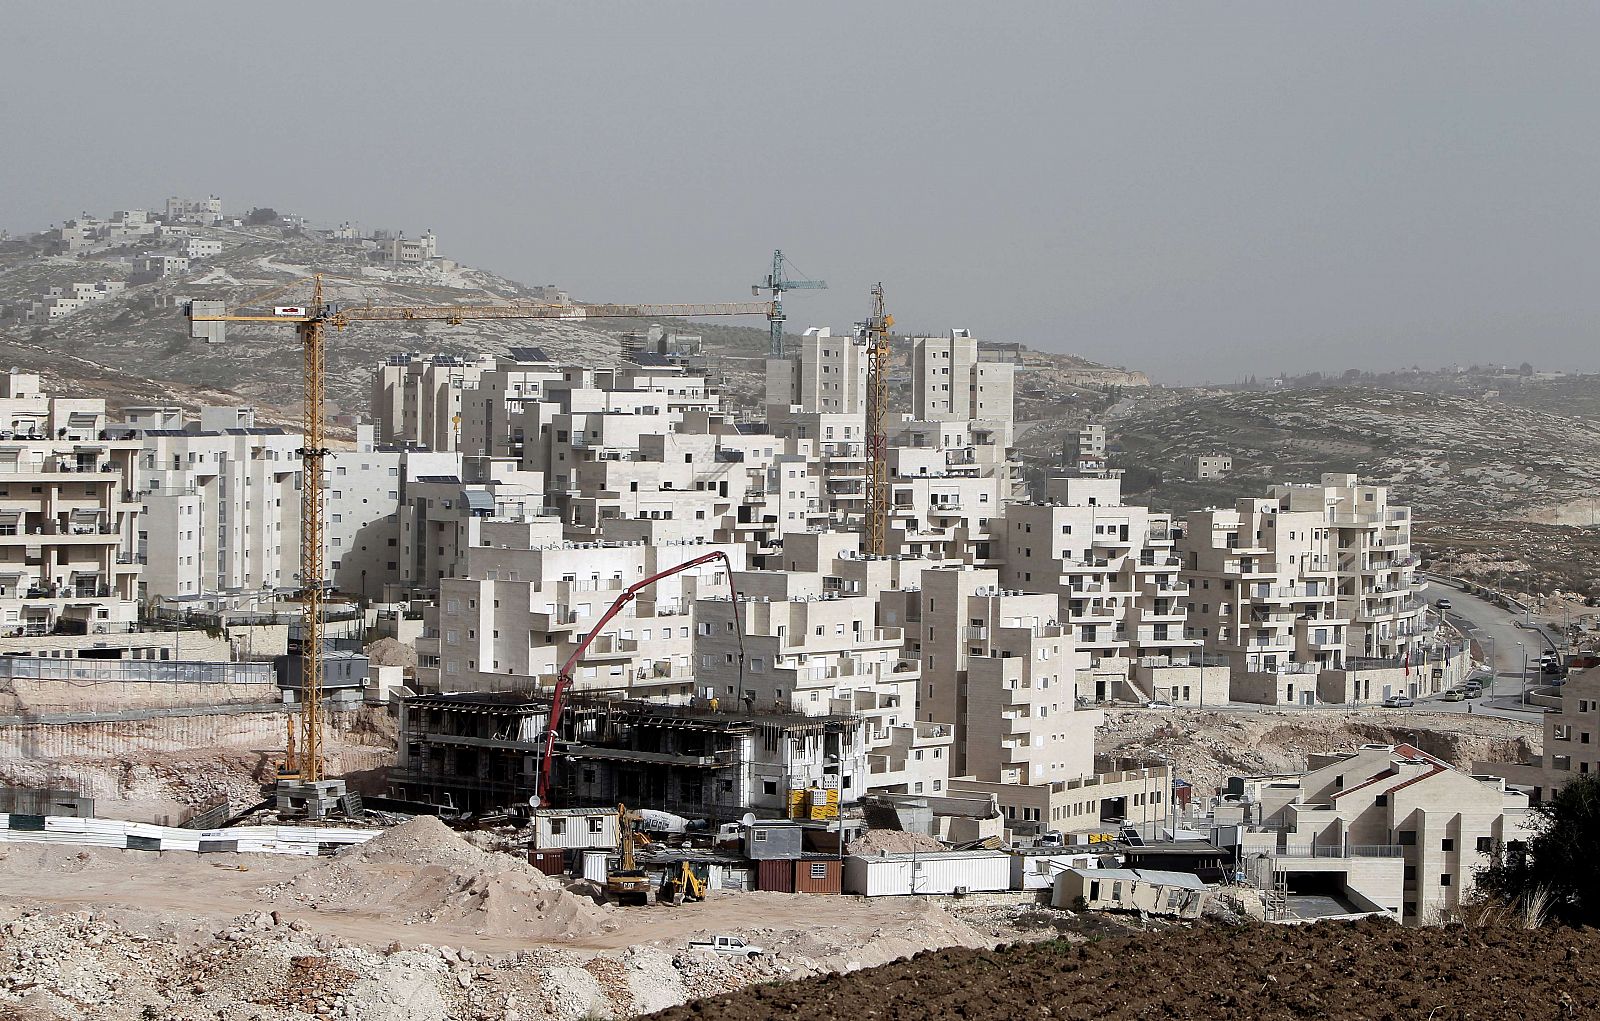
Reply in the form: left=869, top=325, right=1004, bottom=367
left=187, top=283, right=770, bottom=814
left=862, top=284, right=893, bottom=556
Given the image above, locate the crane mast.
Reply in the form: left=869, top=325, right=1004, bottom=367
left=752, top=250, right=826, bottom=358
left=864, top=283, right=893, bottom=556
left=297, top=275, right=329, bottom=784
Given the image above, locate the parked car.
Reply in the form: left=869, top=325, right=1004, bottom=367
left=1441, top=690, right=1466, bottom=702
left=689, top=935, right=764, bottom=958
left=1383, top=695, right=1414, bottom=708
left=1460, top=685, right=1482, bottom=698
left=1144, top=699, right=1176, bottom=709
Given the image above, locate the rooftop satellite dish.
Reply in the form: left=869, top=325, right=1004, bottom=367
left=528, top=794, right=542, bottom=809
left=740, top=812, right=756, bottom=828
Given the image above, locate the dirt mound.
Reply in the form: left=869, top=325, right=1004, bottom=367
left=365, top=636, right=417, bottom=670
left=276, top=816, right=618, bottom=940
left=648, top=916, right=1600, bottom=1021
left=845, top=830, right=945, bottom=856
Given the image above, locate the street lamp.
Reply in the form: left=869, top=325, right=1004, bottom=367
left=1517, top=642, right=1527, bottom=707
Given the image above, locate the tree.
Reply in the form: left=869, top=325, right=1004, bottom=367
left=245, top=207, right=279, bottom=226
left=1477, top=773, right=1600, bottom=925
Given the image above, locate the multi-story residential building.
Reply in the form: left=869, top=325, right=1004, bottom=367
left=390, top=229, right=439, bottom=265
left=909, top=566, right=1094, bottom=787
left=1066, top=423, right=1106, bottom=472
left=419, top=536, right=743, bottom=698
left=1180, top=474, right=1428, bottom=705
left=392, top=691, right=867, bottom=819
left=185, top=237, right=223, bottom=260
left=0, top=371, right=143, bottom=644
left=1478, top=667, right=1600, bottom=803
left=692, top=553, right=942, bottom=800
left=372, top=353, right=496, bottom=452
left=998, top=471, right=1220, bottom=704
left=765, top=326, right=867, bottom=416
left=165, top=195, right=223, bottom=225
left=1196, top=454, right=1231, bottom=480
left=131, top=254, right=188, bottom=281
left=911, top=329, right=1016, bottom=446
left=128, top=406, right=301, bottom=605
left=1231, top=743, right=1534, bottom=925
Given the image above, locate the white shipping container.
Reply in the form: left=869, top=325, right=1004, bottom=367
left=844, top=851, right=1011, bottom=897
left=1009, top=852, right=1102, bottom=891
left=581, top=850, right=610, bottom=883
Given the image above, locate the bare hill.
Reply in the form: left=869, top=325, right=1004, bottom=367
left=1104, top=386, right=1600, bottom=523
left=1, top=220, right=1134, bottom=425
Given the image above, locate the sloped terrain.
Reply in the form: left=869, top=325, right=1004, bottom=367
left=1107, top=386, right=1600, bottom=522
left=0, top=226, right=776, bottom=415
left=648, top=917, right=1600, bottom=1021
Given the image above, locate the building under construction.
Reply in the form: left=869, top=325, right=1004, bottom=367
left=390, top=691, right=866, bottom=820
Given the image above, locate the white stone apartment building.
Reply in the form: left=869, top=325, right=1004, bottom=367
left=372, top=353, right=496, bottom=452
left=998, top=471, right=1221, bottom=705
left=1477, top=667, right=1600, bottom=803
left=1179, top=474, right=1427, bottom=704
left=1066, top=423, right=1106, bottom=473
left=166, top=196, right=223, bottom=225
left=26, top=281, right=127, bottom=324
left=396, top=456, right=540, bottom=599
left=185, top=236, right=223, bottom=260
left=390, top=229, right=439, bottom=265
left=906, top=566, right=1095, bottom=787
left=129, top=406, right=301, bottom=605
left=1234, top=743, right=1534, bottom=925
left=0, top=371, right=143, bottom=642
left=911, top=329, right=1016, bottom=447
left=419, top=536, right=744, bottom=698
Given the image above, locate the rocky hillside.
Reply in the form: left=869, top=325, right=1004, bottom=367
left=0, top=223, right=777, bottom=417
left=0, top=218, right=1135, bottom=424
left=1103, top=386, right=1600, bottom=523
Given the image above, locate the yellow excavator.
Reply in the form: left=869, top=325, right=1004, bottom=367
left=605, top=804, right=655, bottom=906
left=660, top=860, right=709, bottom=905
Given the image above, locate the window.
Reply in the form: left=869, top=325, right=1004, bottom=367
left=1404, top=865, right=1416, bottom=881
left=1398, top=830, right=1416, bottom=846
left=763, top=780, right=778, bottom=796
left=1476, top=836, right=1494, bottom=854
left=549, top=819, right=566, bottom=835
left=1441, top=838, right=1454, bottom=852
left=810, top=863, right=828, bottom=879
left=1440, top=874, right=1453, bottom=888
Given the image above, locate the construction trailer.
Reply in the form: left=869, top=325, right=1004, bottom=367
left=843, top=849, right=1011, bottom=897
left=1008, top=847, right=1109, bottom=891
left=529, top=806, right=618, bottom=851
left=391, top=690, right=866, bottom=820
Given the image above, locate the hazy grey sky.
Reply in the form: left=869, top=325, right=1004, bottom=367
left=4, top=2, right=1596, bottom=383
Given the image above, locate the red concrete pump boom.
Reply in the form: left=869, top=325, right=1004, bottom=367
left=535, top=550, right=744, bottom=804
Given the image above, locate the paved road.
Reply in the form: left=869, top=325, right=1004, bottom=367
left=1420, top=576, right=1558, bottom=717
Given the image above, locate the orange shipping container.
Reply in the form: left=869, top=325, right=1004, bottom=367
left=793, top=858, right=841, bottom=895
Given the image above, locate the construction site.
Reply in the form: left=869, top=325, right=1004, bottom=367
left=0, top=244, right=1561, bottom=1018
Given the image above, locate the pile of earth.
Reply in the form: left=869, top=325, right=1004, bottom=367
left=844, top=830, right=945, bottom=856
left=647, top=916, right=1600, bottom=1021
left=273, top=815, right=619, bottom=939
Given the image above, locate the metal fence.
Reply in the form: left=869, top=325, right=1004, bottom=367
left=0, top=657, right=275, bottom=685
left=1271, top=844, right=1404, bottom=859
